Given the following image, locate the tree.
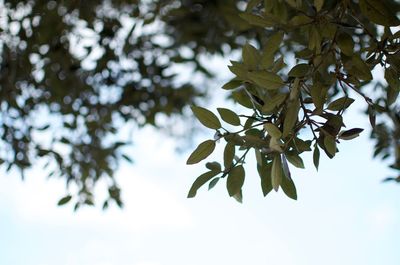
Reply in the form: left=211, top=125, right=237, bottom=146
left=0, top=0, right=399, bottom=208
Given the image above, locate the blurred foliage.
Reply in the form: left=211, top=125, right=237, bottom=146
left=0, top=0, right=259, bottom=209
left=187, top=0, right=400, bottom=202
left=0, top=0, right=399, bottom=208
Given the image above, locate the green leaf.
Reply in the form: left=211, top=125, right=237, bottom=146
left=262, top=93, right=288, bottom=113
left=187, top=140, right=216, bottom=165
left=188, top=171, right=219, bottom=198
left=337, top=32, right=354, bottom=56
left=206, top=161, right=221, bottom=172
left=191, top=106, right=221, bottom=129
left=313, top=145, right=320, bottom=170
left=264, top=123, right=282, bottom=139
left=310, top=82, right=328, bottom=110
left=227, top=165, right=245, bottom=196
left=262, top=31, right=284, bottom=58
left=242, top=43, right=259, bottom=68
left=223, top=142, right=236, bottom=169
left=57, top=195, right=72, bottom=206
left=283, top=99, right=300, bottom=137
left=339, top=128, right=364, bottom=140
left=285, top=152, right=305, bottom=168
left=217, top=108, right=241, bottom=126
left=257, top=159, right=273, bottom=197
left=222, top=80, right=242, bottom=90
left=323, top=135, right=337, bottom=157
left=271, top=154, right=283, bottom=191
left=327, top=97, right=354, bottom=111
left=239, top=13, right=276, bottom=28
left=208, top=177, right=220, bottom=190
left=232, top=190, right=243, bottom=203
left=288, top=63, right=310, bottom=77
left=314, top=0, right=324, bottom=11
left=359, top=0, right=400, bottom=26
left=247, top=71, right=285, bottom=90
left=281, top=173, right=297, bottom=200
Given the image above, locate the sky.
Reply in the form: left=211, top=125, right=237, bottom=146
left=1, top=98, right=400, bottom=265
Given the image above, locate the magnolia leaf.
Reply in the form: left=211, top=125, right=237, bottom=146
left=247, top=71, right=285, bottom=90
left=313, top=145, right=320, bottom=170
left=208, top=177, right=220, bottom=190
left=222, top=80, right=242, bottom=90
left=57, top=195, right=72, bottom=206
left=283, top=99, right=300, bottom=137
left=188, top=171, right=219, bottom=198
left=187, top=140, right=216, bottom=165
left=359, top=0, right=400, bottom=26
left=327, top=97, right=355, bottom=111
left=206, top=161, right=222, bottom=172
left=324, top=135, right=337, bottom=157
left=262, top=31, right=284, bottom=58
left=281, top=172, right=297, bottom=200
left=314, top=0, right=324, bottom=11
left=285, top=152, right=305, bottom=168
left=271, top=154, right=283, bottom=191
left=232, top=190, right=243, bottom=203
left=243, top=43, right=259, bottom=68
left=227, top=165, right=245, bottom=196
left=339, top=128, right=364, bottom=140
left=191, top=106, right=221, bottom=129
left=262, top=93, right=288, bottom=113
left=257, top=160, right=273, bottom=197
left=264, top=123, right=282, bottom=138
left=239, top=13, right=276, bottom=27
left=217, top=108, right=241, bottom=126
left=288, top=63, right=310, bottom=77
left=223, top=142, right=236, bottom=169
left=337, top=32, right=354, bottom=56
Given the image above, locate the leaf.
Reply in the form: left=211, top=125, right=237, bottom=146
left=337, top=32, right=354, bottom=56
left=223, top=142, right=236, bottom=169
left=271, top=154, right=283, bottom=191
left=368, top=106, right=376, bottom=128
left=281, top=173, right=297, bottom=200
left=247, top=71, right=285, bottom=90
left=217, top=108, right=241, bottom=126
left=285, top=152, right=305, bottom=168
left=242, top=43, right=259, bottom=68
left=188, top=171, right=219, bottom=198
left=191, top=106, right=221, bottom=129
left=327, top=97, right=354, bottom=111
left=313, top=145, right=320, bottom=170
left=283, top=99, right=300, bottom=137
left=262, top=93, right=288, bottom=113
left=262, top=31, right=284, bottom=58
left=57, top=195, right=72, bottom=206
left=257, top=160, right=273, bottom=196
left=288, top=63, right=310, bottom=77
left=323, top=135, right=337, bottom=157
left=232, top=190, right=243, bottom=203
left=227, top=165, right=245, bottom=197
left=239, top=13, right=276, bottom=28
left=208, top=177, right=220, bottom=190
left=187, top=140, right=216, bottom=165
left=314, top=0, right=324, bottom=11
left=339, top=128, right=364, bottom=140
left=264, top=123, right=282, bottom=138
left=359, top=0, right=400, bottom=26
left=222, top=80, right=242, bottom=90
left=206, top=162, right=221, bottom=172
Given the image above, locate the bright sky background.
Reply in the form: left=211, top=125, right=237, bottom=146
left=1, top=56, right=400, bottom=265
